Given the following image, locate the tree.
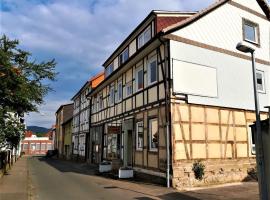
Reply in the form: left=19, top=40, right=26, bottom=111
left=0, top=35, right=57, bottom=148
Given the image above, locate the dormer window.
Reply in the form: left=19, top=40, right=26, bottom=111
left=105, top=63, right=114, bottom=78
left=243, top=19, right=259, bottom=45
left=138, top=26, right=151, bottom=49
left=119, top=48, right=129, bottom=65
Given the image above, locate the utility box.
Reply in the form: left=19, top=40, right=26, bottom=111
left=250, top=118, right=270, bottom=197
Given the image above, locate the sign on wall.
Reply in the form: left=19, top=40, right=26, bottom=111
left=172, top=59, right=218, bottom=98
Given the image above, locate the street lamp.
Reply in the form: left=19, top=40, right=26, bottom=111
left=236, top=42, right=268, bottom=200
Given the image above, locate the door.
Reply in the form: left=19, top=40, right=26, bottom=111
left=127, top=130, right=133, bottom=166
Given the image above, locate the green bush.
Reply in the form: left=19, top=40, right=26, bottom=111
left=192, top=160, right=205, bottom=181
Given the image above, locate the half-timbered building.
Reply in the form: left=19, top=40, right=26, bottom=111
left=88, top=0, right=270, bottom=188
left=71, top=72, right=104, bottom=161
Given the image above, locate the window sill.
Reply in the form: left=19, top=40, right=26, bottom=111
left=244, top=39, right=260, bottom=47
left=148, top=149, right=158, bottom=153
left=148, top=81, right=157, bottom=87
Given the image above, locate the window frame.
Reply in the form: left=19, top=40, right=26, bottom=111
left=125, top=81, right=133, bottom=97
left=256, top=70, right=266, bottom=93
left=147, top=56, right=158, bottom=86
left=148, top=118, right=158, bottom=152
left=98, top=94, right=103, bottom=111
left=105, top=63, right=114, bottom=78
left=116, top=81, right=122, bottom=102
left=119, top=48, right=129, bottom=65
left=135, top=66, right=144, bottom=92
left=242, top=18, right=260, bottom=46
left=109, top=86, right=115, bottom=106
left=138, top=26, right=151, bottom=49
left=136, top=121, right=144, bottom=151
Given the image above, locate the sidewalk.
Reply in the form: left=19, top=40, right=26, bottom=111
left=0, top=157, right=29, bottom=200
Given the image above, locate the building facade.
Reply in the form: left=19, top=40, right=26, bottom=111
left=21, top=131, right=53, bottom=155
left=63, top=118, right=72, bottom=159
left=71, top=72, right=104, bottom=161
left=87, top=0, right=270, bottom=188
left=55, top=103, right=73, bottom=157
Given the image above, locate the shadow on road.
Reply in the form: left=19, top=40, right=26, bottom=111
left=34, top=156, right=97, bottom=176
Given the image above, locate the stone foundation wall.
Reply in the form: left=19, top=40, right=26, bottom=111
left=172, top=159, right=256, bottom=190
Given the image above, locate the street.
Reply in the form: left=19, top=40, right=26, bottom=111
left=0, top=156, right=259, bottom=200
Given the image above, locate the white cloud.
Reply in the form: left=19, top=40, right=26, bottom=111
left=1, top=0, right=217, bottom=127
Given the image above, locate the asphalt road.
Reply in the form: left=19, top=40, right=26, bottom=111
left=27, top=156, right=259, bottom=200
left=28, top=156, right=165, bottom=200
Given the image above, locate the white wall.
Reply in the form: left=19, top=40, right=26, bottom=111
left=170, top=40, right=270, bottom=111
left=172, top=1, right=270, bottom=61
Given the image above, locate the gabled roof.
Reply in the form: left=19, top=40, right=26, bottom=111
left=162, top=0, right=270, bottom=34
left=55, top=103, right=73, bottom=114
left=70, top=81, right=89, bottom=101
left=102, top=10, right=195, bottom=67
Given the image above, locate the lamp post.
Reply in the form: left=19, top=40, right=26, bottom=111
left=236, top=42, right=268, bottom=200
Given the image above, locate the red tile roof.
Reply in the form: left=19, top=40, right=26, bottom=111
left=25, top=130, right=33, bottom=138
left=156, top=16, right=190, bottom=33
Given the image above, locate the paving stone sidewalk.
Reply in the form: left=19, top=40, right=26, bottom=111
left=0, top=156, right=29, bottom=200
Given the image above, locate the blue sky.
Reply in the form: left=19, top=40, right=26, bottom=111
left=1, top=0, right=269, bottom=128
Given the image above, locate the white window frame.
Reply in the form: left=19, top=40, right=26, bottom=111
left=109, top=86, right=115, bottom=106
left=148, top=56, right=157, bottom=86
left=136, top=66, right=144, bottom=92
left=243, top=18, right=259, bottom=45
left=149, top=118, right=158, bottom=151
left=119, top=48, right=129, bottom=65
left=117, top=81, right=122, bottom=102
left=138, top=26, right=151, bottom=49
left=105, top=63, right=114, bottom=78
left=256, top=70, right=265, bottom=93
left=126, top=81, right=133, bottom=97
left=98, top=94, right=103, bottom=110
left=136, top=121, right=143, bottom=151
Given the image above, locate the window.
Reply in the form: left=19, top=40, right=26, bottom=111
left=119, top=48, right=129, bottom=65
left=256, top=70, right=265, bottom=93
left=109, top=86, right=114, bottom=105
left=92, top=97, right=97, bottom=112
left=98, top=95, right=103, bottom=110
left=105, top=63, right=114, bottom=78
left=116, top=81, right=122, bottom=102
left=148, top=57, right=157, bottom=85
left=126, top=81, right=133, bottom=97
left=136, top=67, right=143, bottom=91
left=138, top=26, right=151, bottom=49
left=136, top=121, right=143, bottom=150
left=149, top=118, right=158, bottom=151
left=243, top=19, right=259, bottom=44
